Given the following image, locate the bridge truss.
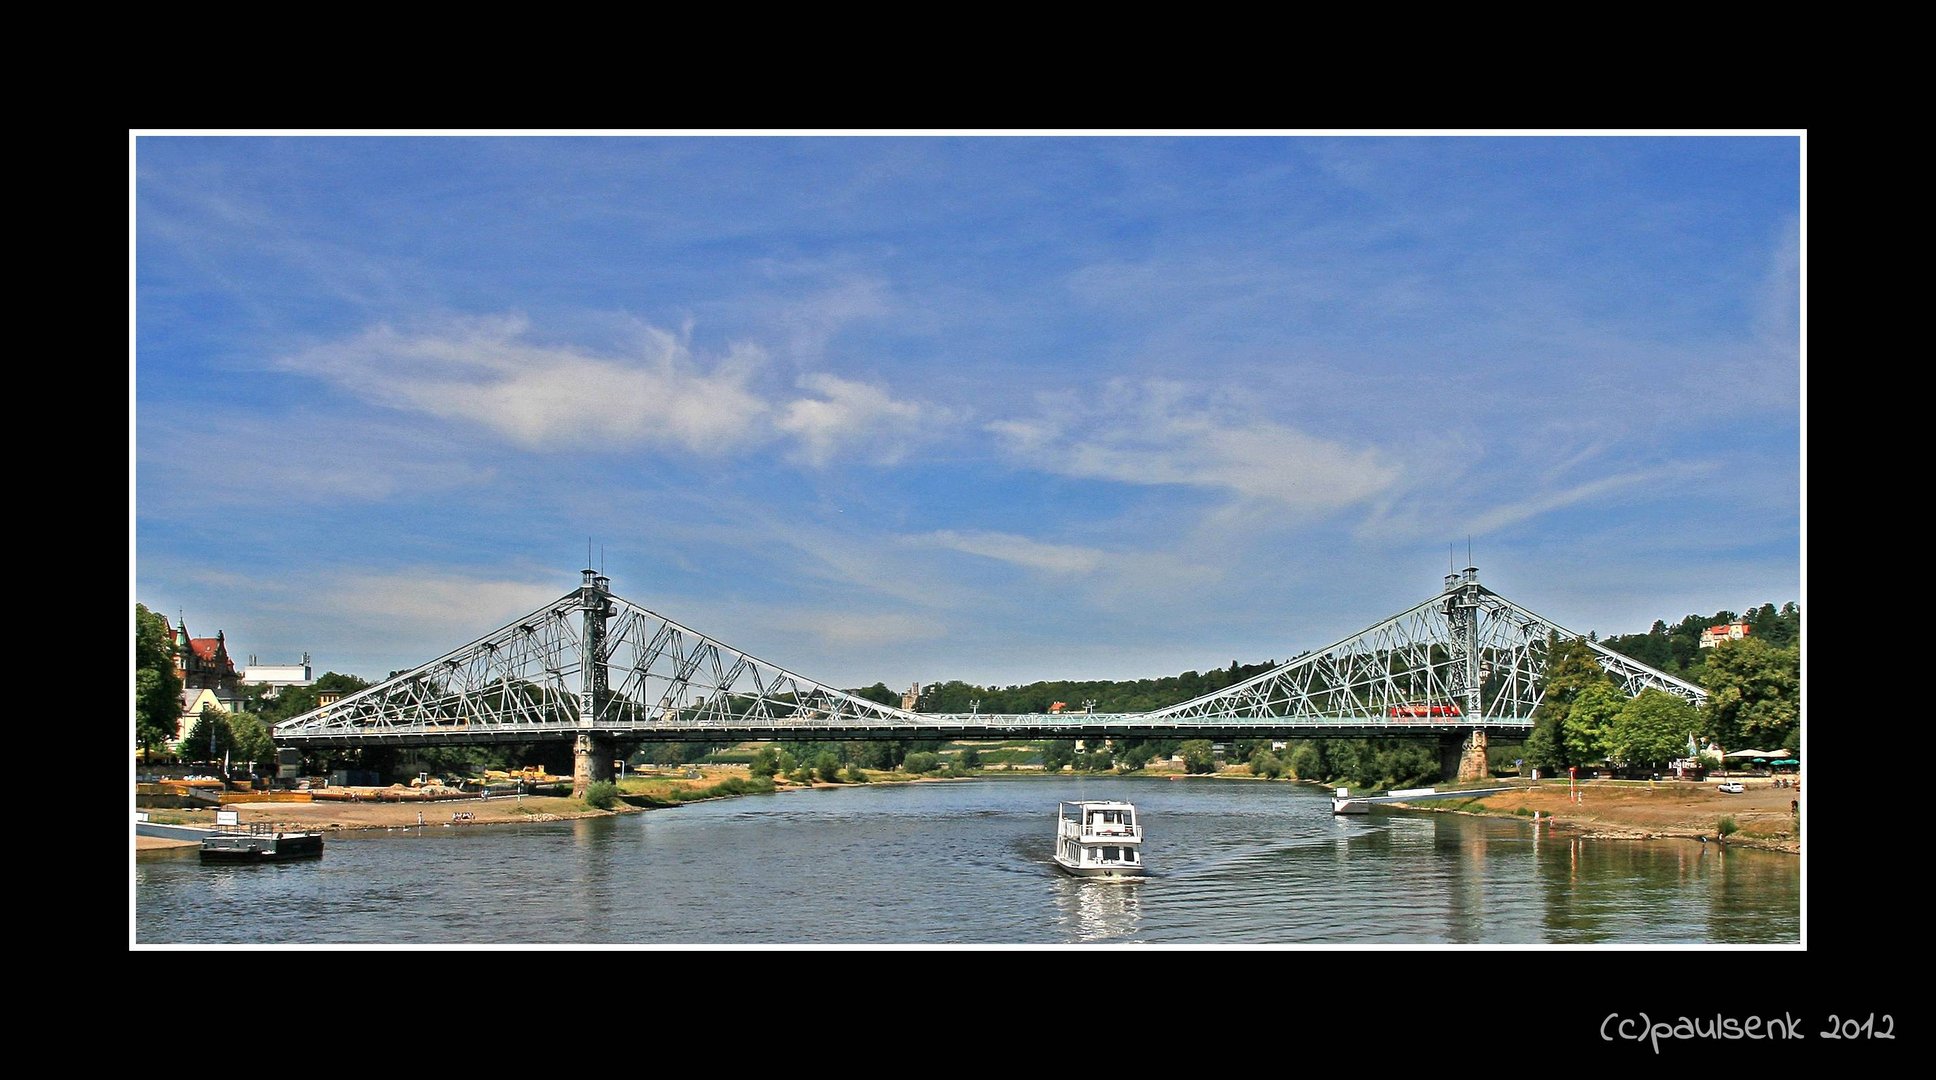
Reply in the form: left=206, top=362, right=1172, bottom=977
left=1140, top=566, right=1704, bottom=725
left=274, top=566, right=1701, bottom=749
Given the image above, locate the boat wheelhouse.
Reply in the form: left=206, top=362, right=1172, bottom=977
left=1053, top=800, right=1146, bottom=878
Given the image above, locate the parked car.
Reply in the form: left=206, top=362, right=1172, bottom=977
left=1717, top=781, right=1745, bottom=794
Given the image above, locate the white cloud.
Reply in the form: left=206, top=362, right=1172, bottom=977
left=282, top=314, right=772, bottom=453
left=1460, top=467, right=1704, bottom=537
left=926, top=530, right=1105, bottom=575
left=776, top=372, right=937, bottom=467
left=988, top=380, right=1399, bottom=515
left=280, top=314, right=946, bottom=468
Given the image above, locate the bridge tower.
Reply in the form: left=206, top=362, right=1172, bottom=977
left=1442, top=565, right=1489, bottom=783
left=573, top=568, right=616, bottom=798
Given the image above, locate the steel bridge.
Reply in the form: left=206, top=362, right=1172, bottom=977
left=274, top=564, right=1702, bottom=792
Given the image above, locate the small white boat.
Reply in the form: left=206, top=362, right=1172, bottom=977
left=1054, top=800, right=1146, bottom=878
left=1331, top=787, right=1369, bottom=815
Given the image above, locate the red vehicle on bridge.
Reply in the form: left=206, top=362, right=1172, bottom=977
left=1387, top=702, right=1462, bottom=718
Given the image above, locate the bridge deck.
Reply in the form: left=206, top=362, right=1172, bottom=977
left=277, top=717, right=1534, bottom=748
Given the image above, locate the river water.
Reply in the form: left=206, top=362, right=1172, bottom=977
left=132, top=777, right=1800, bottom=945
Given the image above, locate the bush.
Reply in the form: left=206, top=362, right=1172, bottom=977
left=584, top=780, right=618, bottom=810
left=903, top=751, right=941, bottom=774
left=843, top=765, right=869, bottom=783
left=1718, top=816, right=1739, bottom=837
left=1040, top=741, right=1076, bottom=773
left=816, top=752, right=842, bottom=783
left=956, top=747, right=982, bottom=770
left=1180, top=739, right=1217, bottom=774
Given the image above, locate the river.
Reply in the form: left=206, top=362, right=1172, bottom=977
left=132, top=776, right=1800, bottom=945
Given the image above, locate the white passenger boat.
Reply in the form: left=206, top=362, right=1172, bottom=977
left=1053, top=800, right=1146, bottom=878
left=1331, top=787, right=1369, bottom=815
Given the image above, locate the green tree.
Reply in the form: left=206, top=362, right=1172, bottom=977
left=955, top=747, right=982, bottom=771
left=1249, top=748, right=1284, bottom=778
left=1113, top=741, right=1156, bottom=771
left=1702, top=637, right=1801, bottom=751
left=1039, top=741, right=1075, bottom=773
left=228, top=712, right=276, bottom=770
left=851, top=682, right=899, bottom=707
left=1179, top=739, right=1217, bottom=774
left=815, top=752, right=842, bottom=783
left=903, top=751, right=941, bottom=774
left=135, top=604, right=183, bottom=759
left=1531, top=636, right=1616, bottom=766
left=1608, top=689, right=1701, bottom=768
left=1524, top=715, right=1564, bottom=772
left=1561, top=682, right=1626, bottom=766
left=182, top=706, right=233, bottom=764
left=1286, top=742, right=1323, bottom=779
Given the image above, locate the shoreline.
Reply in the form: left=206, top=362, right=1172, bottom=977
left=135, top=767, right=1799, bottom=857
left=1368, top=780, right=1801, bottom=854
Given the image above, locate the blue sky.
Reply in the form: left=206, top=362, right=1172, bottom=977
left=132, top=134, right=1803, bottom=691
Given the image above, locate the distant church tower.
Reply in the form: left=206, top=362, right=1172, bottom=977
left=901, top=682, right=921, bottom=711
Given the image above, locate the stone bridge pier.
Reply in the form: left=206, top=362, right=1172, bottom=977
left=573, top=733, right=616, bottom=798
left=1439, top=729, right=1489, bottom=783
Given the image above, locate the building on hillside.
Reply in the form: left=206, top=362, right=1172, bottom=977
left=1698, top=620, right=1751, bottom=649
left=242, top=653, right=314, bottom=697
left=902, top=683, right=921, bottom=711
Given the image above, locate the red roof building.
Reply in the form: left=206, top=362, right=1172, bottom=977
left=173, top=620, right=241, bottom=694
left=1698, top=620, right=1751, bottom=649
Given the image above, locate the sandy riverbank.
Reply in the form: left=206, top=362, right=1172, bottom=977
left=132, top=764, right=948, bottom=841
left=141, top=765, right=1795, bottom=854
left=1385, top=778, right=1801, bottom=853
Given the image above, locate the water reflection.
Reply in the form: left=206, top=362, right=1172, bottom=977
left=135, top=778, right=1797, bottom=945
left=1053, top=876, right=1144, bottom=943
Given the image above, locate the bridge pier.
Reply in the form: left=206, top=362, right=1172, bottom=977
left=1459, top=728, right=1488, bottom=782
left=1440, top=730, right=1490, bottom=783
left=1438, top=729, right=1490, bottom=783
left=573, top=733, right=615, bottom=798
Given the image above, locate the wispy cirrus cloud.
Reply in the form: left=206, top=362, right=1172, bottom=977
left=989, top=380, right=1400, bottom=516
left=924, top=530, right=1105, bottom=575
left=777, top=372, right=942, bottom=467
left=281, top=314, right=771, bottom=453
left=277, top=313, right=943, bottom=466
left=1458, top=465, right=1712, bottom=538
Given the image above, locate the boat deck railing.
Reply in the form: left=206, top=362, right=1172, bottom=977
left=1064, top=822, right=1142, bottom=840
